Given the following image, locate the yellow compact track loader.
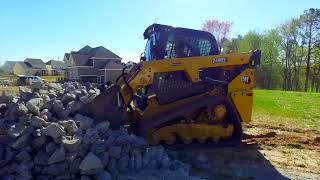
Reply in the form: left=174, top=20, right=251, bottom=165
left=80, top=24, right=261, bottom=145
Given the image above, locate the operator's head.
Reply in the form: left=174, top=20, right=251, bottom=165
left=175, top=36, right=187, bottom=58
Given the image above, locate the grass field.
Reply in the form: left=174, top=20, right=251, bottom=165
left=252, top=89, right=320, bottom=129
left=0, top=85, right=19, bottom=94
left=0, top=75, right=63, bottom=94
left=41, top=75, right=64, bottom=82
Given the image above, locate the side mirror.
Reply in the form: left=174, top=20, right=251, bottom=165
left=250, top=50, right=261, bottom=66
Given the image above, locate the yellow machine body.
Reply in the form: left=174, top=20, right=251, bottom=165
left=115, top=52, right=258, bottom=144
left=81, top=24, right=260, bottom=145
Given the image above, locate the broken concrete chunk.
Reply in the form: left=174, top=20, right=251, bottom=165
left=61, top=93, right=76, bottom=104
left=83, top=128, right=100, bottom=144
left=95, top=121, right=110, bottom=135
left=108, top=146, right=122, bottom=159
left=79, top=152, right=103, bottom=171
left=46, top=142, right=59, bottom=154
left=41, top=123, right=65, bottom=139
left=31, top=136, right=47, bottom=149
left=30, top=116, right=48, bottom=128
left=65, top=84, right=76, bottom=93
left=48, top=83, right=63, bottom=91
left=61, top=137, right=81, bottom=152
left=7, top=123, right=26, bottom=139
left=10, top=102, right=28, bottom=117
left=59, top=120, right=78, bottom=135
left=48, top=147, right=66, bottom=164
left=11, top=128, right=33, bottom=149
left=51, top=99, right=63, bottom=113
left=26, top=98, right=43, bottom=115
left=15, top=150, right=32, bottom=163
left=30, top=81, right=43, bottom=91
left=74, top=114, right=94, bottom=130
left=34, top=150, right=49, bottom=165
left=95, top=171, right=112, bottom=180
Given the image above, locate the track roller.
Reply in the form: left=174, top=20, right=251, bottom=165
left=197, top=138, right=207, bottom=144
left=150, top=123, right=234, bottom=145
left=164, top=133, right=176, bottom=145
left=182, top=137, right=193, bottom=144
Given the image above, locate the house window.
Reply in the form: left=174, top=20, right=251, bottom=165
left=86, top=59, right=93, bottom=66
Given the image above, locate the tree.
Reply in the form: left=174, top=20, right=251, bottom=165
left=202, top=19, right=233, bottom=52
left=311, top=47, right=320, bottom=92
left=279, top=19, right=302, bottom=91
left=238, top=31, right=262, bottom=52
left=0, top=68, right=4, bottom=76
left=300, top=8, right=320, bottom=91
left=221, top=35, right=242, bottom=53
left=260, top=29, right=282, bottom=89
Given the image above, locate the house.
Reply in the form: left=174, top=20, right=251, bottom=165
left=1, top=61, right=19, bottom=74
left=46, top=60, right=65, bottom=76
left=13, top=58, right=46, bottom=76
left=13, top=62, right=36, bottom=75
left=64, top=45, right=123, bottom=83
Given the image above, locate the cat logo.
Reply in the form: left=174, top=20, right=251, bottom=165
left=213, top=57, right=227, bottom=64
left=241, top=76, right=251, bottom=84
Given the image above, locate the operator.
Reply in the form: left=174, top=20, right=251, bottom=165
left=175, top=36, right=188, bottom=58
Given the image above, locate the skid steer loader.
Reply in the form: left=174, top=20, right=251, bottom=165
left=80, top=24, right=261, bottom=145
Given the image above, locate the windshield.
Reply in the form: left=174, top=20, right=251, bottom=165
left=164, top=33, right=212, bottom=59
left=144, top=32, right=161, bottom=61
left=144, top=37, right=153, bottom=61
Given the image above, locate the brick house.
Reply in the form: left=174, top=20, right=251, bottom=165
left=64, top=45, right=123, bottom=83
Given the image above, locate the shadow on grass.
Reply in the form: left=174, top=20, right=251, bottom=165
left=167, top=141, right=290, bottom=180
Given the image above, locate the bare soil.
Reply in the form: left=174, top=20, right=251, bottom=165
left=170, top=124, right=320, bottom=179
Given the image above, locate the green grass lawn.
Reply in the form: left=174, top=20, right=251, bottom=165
left=41, top=75, right=64, bottom=82
left=252, top=89, right=320, bottom=129
left=0, top=85, right=20, bottom=95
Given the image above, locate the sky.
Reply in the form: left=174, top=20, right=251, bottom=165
left=0, top=0, right=319, bottom=63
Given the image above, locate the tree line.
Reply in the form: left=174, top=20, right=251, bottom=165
left=202, top=8, right=320, bottom=92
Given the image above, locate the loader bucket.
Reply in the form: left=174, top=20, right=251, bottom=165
left=78, top=85, right=125, bottom=129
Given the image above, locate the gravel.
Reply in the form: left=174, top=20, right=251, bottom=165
left=0, top=82, right=202, bottom=180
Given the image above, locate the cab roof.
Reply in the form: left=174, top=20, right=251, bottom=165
left=143, top=23, right=216, bottom=41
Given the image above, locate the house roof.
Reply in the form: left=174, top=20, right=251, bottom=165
left=102, top=60, right=124, bottom=69
left=16, top=62, right=32, bottom=69
left=77, top=45, right=92, bottom=54
left=3, top=61, right=18, bottom=66
left=46, top=60, right=65, bottom=67
left=64, top=53, right=70, bottom=60
left=1, top=61, right=19, bottom=73
left=89, top=46, right=121, bottom=59
left=76, top=45, right=122, bottom=59
left=70, top=54, right=91, bottom=66
left=2, top=61, right=18, bottom=68
left=66, top=45, right=122, bottom=68
left=24, top=58, right=45, bottom=69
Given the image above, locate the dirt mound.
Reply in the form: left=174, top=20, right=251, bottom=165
left=243, top=131, right=277, bottom=139
left=243, top=132, right=320, bottom=150
left=244, top=123, right=319, bottom=134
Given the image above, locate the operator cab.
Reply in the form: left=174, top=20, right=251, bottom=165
left=142, top=24, right=220, bottom=61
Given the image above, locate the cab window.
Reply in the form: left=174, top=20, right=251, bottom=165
left=164, top=34, right=212, bottom=59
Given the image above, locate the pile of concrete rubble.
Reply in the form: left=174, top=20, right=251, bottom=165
left=0, top=82, right=202, bottom=180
